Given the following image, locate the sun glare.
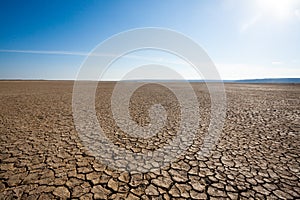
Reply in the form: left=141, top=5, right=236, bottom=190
left=258, top=0, right=295, bottom=20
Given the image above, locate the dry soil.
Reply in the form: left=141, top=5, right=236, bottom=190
left=0, top=81, right=299, bottom=199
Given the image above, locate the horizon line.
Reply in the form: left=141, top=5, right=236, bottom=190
left=0, top=78, right=299, bottom=82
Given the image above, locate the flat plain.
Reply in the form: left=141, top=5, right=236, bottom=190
left=0, top=81, right=299, bottom=199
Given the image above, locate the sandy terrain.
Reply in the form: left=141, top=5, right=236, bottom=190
left=0, top=81, right=299, bottom=199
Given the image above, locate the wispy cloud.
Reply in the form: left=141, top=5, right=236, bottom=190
left=0, top=49, right=126, bottom=58
left=0, top=49, right=90, bottom=56
left=0, top=49, right=191, bottom=67
left=240, top=14, right=262, bottom=32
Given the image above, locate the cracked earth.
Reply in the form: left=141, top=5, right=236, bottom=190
left=0, top=81, right=299, bottom=199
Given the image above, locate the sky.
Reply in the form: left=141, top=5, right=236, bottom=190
left=0, top=0, right=299, bottom=80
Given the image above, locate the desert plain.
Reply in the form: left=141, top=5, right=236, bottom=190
left=0, top=81, right=299, bottom=199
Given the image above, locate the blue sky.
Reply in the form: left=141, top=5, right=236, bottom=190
left=0, top=0, right=299, bottom=80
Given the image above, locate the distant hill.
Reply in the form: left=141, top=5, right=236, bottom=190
left=233, top=78, right=300, bottom=83
left=124, top=78, right=300, bottom=83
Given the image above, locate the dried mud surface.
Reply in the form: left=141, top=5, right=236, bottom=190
left=0, top=81, right=299, bottom=199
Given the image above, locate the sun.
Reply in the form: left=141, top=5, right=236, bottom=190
left=257, top=0, right=295, bottom=20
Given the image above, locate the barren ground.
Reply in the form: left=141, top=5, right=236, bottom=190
left=0, top=81, right=299, bottom=199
